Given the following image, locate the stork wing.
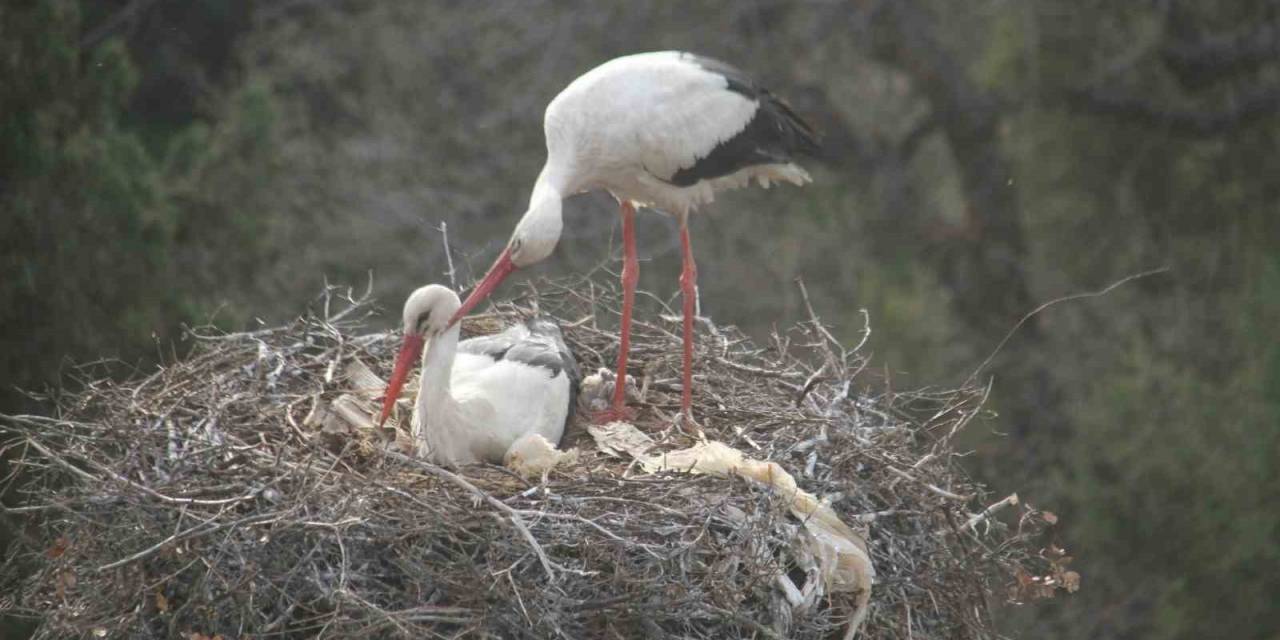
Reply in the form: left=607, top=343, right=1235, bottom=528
left=458, top=317, right=581, bottom=417
left=457, top=320, right=567, bottom=377
left=548, top=51, right=816, bottom=189
left=630, top=55, right=762, bottom=184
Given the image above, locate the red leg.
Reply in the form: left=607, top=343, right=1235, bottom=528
left=594, top=201, right=638, bottom=423
left=678, top=215, right=698, bottom=423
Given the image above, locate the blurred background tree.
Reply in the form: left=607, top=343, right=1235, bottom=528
left=2, top=1, right=1277, bottom=638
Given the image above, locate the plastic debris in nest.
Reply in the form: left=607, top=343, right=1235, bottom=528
left=590, top=421, right=874, bottom=639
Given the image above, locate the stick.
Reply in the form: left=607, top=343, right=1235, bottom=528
left=886, top=466, right=969, bottom=501
left=437, top=221, right=457, bottom=290
left=966, top=267, right=1169, bottom=383
left=386, top=452, right=558, bottom=582
left=794, top=277, right=844, bottom=363
left=23, top=437, right=259, bottom=507
left=97, top=510, right=288, bottom=572
left=959, top=493, right=1019, bottom=533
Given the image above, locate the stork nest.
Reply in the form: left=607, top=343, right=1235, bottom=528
left=0, top=274, right=1076, bottom=639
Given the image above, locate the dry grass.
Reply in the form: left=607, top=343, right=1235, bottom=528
left=1, top=274, right=1072, bottom=638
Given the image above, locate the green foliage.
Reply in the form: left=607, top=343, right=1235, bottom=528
left=1062, top=296, right=1280, bottom=638
left=0, top=0, right=276, bottom=409
left=971, top=9, right=1026, bottom=92
left=995, top=12, right=1280, bottom=631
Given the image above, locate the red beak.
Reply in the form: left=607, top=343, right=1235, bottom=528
left=448, top=246, right=516, bottom=327
left=379, top=333, right=425, bottom=427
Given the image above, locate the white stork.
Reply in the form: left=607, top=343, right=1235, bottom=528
left=448, top=51, right=819, bottom=424
left=379, top=284, right=579, bottom=465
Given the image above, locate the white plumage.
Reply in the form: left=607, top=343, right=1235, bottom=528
left=451, top=51, right=818, bottom=424
left=381, top=285, right=578, bottom=466
left=540, top=51, right=814, bottom=216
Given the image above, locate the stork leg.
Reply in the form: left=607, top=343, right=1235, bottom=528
left=594, top=200, right=639, bottom=424
left=678, top=214, right=698, bottom=425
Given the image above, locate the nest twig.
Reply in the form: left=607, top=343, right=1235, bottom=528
left=0, top=275, right=1073, bottom=639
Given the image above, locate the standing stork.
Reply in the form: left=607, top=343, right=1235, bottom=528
left=448, top=51, right=819, bottom=424
left=380, top=284, right=579, bottom=465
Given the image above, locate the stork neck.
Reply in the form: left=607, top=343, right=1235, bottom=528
left=417, top=324, right=462, bottom=433
left=532, top=161, right=572, bottom=204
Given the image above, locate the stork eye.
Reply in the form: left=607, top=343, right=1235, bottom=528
left=415, top=310, right=432, bottom=334
left=511, top=238, right=523, bottom=254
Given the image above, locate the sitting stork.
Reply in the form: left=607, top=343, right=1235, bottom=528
left=445, top=51, right=819, bottom=424
left=380, top=284, right=579, bottom=466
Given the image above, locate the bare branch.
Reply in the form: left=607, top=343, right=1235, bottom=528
left=966, top=267, right=1170, bottom=384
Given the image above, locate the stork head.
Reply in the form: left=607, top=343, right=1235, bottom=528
left=509, top=193, right=563, bottom=267
left=380, top=285, right=461, bottom=426
left=403, top=284, right=461, bottom=338
left=449, top=194, right=562, bottom=327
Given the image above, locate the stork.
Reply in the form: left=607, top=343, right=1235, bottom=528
left=448, top=51, right=819, bottom=424
left=380, top=284, right=579, bottom=466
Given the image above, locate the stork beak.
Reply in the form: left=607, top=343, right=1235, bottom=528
left=379, top=333, right=425, bottom=427
left=448, top=246, right=516, bottom=327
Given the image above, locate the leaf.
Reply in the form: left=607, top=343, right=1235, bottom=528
left=1041, top=511, right=1058, bottom=525
left=155, top=591, right=169, bottom=613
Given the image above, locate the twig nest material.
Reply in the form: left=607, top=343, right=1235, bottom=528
left=1, top=276, right=1074, bottom=639
left=591, top=422, right=874, bottom=638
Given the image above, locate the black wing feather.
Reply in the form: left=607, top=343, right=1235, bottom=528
left=670, top=53, right=820, bottom=187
